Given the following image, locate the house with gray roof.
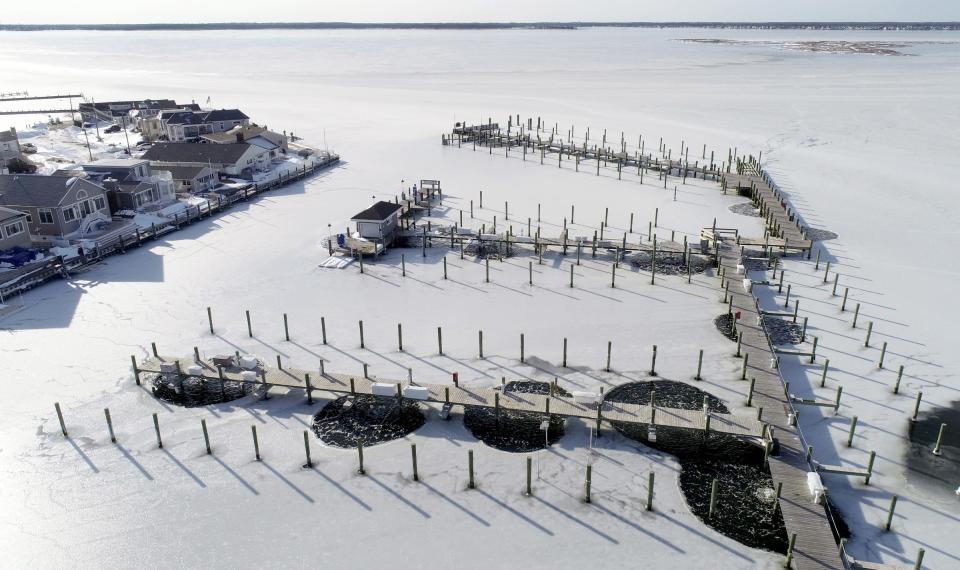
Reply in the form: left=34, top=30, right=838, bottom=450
left=157, top=165, right=218, bottom=194
left=142, top=142, right=270, bottom=177
left=163, top=109, right=251, bottom=142
left=81, top=158, right=176, bottom=212
left=0, top=174, right=111, bottom=240
left=200, top=126, right=288, bottom=155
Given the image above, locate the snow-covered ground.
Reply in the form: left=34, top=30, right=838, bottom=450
left=14, top=121, right=136, bottom=173
left=0, top=27, right=957, bottom=569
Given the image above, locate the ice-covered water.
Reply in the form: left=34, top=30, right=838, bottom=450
left=1, top=27, right=958, bottom=568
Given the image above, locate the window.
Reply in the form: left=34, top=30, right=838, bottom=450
left=63, top=207, right=77, bottom=222
left=4, top=220, right=24, bottom=237
left=39, top=209, right=54, bottom=224
left=80, top=200, right=92, bottom=217
left=93, top=196, right=106, bottom=211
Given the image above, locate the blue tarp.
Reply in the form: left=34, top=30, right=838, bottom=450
left=0, top=246, right=38, bottom=268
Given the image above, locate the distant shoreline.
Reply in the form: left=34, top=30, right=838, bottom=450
left=1, top=22, right=959, bottom=32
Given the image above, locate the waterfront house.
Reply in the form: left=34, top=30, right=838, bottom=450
left=200, top=126, right=288, bottom=158
left=163, top=109, right=250, bottom=142
left=142, top=142, right=271, bottom=177
left=0, top=174, right=111, bottom=240
left=159, top=165, right=218, bottom=194
left=81, top=158, right=176, bottom=213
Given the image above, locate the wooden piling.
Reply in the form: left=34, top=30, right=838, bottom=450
left=933, top=423, right=947, bottom=455
left=468, top=449, right=475, bottom=488
left=104, top=408, right=116, bottom=443
left=708, top=479, right=719, bottom=518
left=153, top=412, right=162, bottom=448
left=252, top=425, right=261, bottom=460
left=201, top=418, right=211, bottom=454
left=785, top=533, right=798, bottom=568
left=246, top=310, right=253, bottom=337
left=54, top=402, right=67, bottom=437
left=584, top=464, right=593, bottom=503
left=207, top=306, right=214, bottom=334
left=526, top=456, right=533, bottom=495
left=357, top=441, right=365, bottom=474
left=131, top=355, right=141, bottom=385
left=411, top=443, right=419, bottom=481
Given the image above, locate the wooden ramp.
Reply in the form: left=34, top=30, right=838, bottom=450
left=137, top=355, right=763, bottom=439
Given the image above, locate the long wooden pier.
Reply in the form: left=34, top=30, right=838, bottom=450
left=136, top=355, right=765, bottom=439
left=713, top=167, right=842, bottom=568
left=446, top=121, right=723, bottom=182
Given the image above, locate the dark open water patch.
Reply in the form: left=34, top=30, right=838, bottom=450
left=463, top=381, right=568, bottom=452
left=312, top=394, right=425, bottom=448
left=905, top=400, right=960, bottom=494
left=606, top=380, right=789, bottom=554
left=729, top=202, right=760, bottom=217
left=629, top=251, right=711, bottom=275
left=763, top=317, right=803, bottom=345
left=151, top=372, right=258, bottom=408
left=714, top=313, right=738, bottom=342
left=806, top=228, right=838, bottom=242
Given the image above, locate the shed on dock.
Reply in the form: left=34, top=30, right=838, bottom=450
left=351, top=200, right=403, bottom=248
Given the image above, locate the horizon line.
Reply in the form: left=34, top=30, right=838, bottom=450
left=1, top=21, right=959, bottom=31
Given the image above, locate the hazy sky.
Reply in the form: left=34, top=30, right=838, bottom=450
left=4, top=0, right=960, bottom=24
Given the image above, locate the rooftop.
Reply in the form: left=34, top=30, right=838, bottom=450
left=199, top=125, right=267, bottom=144
left=351, top=201, right=403, bottom=221
left=0, top=174, right=103, bottom=208
left=155, top=165, right=211, bottom=180
left=141, top=142, right=253, bottom=165
left=82, top=158, right=149, bottom=169
left=0, top=205, right=27, bottom=223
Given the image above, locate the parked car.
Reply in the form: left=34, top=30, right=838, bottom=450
left=20, top=142, right=37, bottom=154
left=104, top=124, right=122, bottom=134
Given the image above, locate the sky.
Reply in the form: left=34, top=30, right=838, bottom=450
left=3, top=0, right=960, bottom=24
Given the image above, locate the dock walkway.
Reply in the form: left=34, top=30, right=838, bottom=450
left=715, top=187, right=841, bottom=568
left=137, top=355, right=764, bottom=439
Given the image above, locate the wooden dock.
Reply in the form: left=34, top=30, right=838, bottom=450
left=716, top=244, right=842, bottom=566
left=446, top=121, right=723, bottom=182
left=398, top=224, right=696, bottom=258
left=137, top=355, right=764, bottom=439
